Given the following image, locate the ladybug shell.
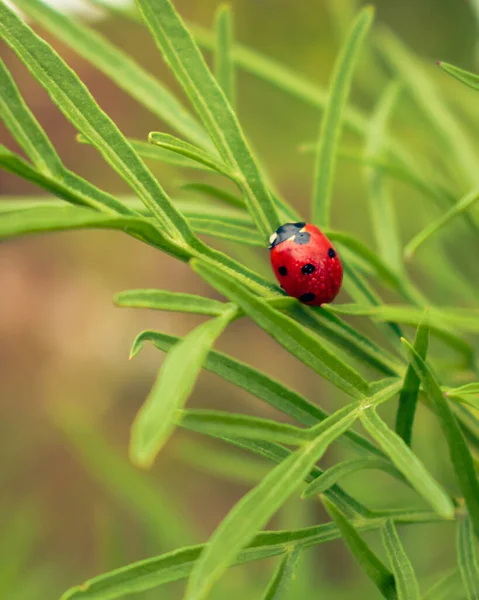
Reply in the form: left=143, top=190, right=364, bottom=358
left=269, top=222, right=342, bottom=307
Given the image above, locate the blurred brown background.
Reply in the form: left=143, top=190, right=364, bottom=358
left=1, top=1, right=478, bottom=598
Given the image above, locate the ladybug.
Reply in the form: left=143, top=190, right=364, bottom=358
left=269, top=222, right=343, bottom=307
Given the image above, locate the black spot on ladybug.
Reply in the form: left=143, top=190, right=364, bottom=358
left=299, top=292, right=316, bottom=303
left=301, top=263, right=315, bottom=275
left=294, top=232, right=311, bottom=245
left=278, top=266, right=288, bottom=276
left=328, top=248, right=336, bottom=258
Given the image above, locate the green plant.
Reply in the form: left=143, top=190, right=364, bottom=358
left=2, top=0, right=479, bottom=599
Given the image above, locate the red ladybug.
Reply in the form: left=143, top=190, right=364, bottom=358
left=269, top=222, right=343, bottom=306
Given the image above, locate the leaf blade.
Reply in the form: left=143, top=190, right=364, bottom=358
left=261, top=547, right=303, bottom=600
left=130, top=309, right=235, bottom=468
left=312, top=6, right=374, bottom=226
left=322, top=497, right=396, bottom=599
left=360, top=408, right=455, bottom=519
left=402, top=338, right=479, bottom=540
left=214, top=4, right=235, bottom=108
left=381, top=519, right=420, bottom=600
left=457, top=515, right=479, bottom=600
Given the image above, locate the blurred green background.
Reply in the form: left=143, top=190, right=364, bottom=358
left=1, top=1, right=479, bottom=598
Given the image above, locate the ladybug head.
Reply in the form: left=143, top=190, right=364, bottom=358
left=268, top=222, right=306, bottom=250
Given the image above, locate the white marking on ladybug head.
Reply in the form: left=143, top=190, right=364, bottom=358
left=287, top=234, right=296, bottom=242
left=269, top=232, right=278, bottom=245
left=300, top=226, right=306, bottom=233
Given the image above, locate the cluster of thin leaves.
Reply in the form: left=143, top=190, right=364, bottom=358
left=1, top=0, right=479, bottom=598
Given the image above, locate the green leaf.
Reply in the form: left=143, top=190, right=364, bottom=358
left=364, top=81, right=402, bottom=272
left=190, top=215, right=263, bottom=246
left=191, top=257, right=370, bottom=399
left=185, top=402, right=361, bottom=600
left=0, top=146, right=132, bottom=215
left=326, top=303, right=477, bottom=364
left=395, top=310, right=429, bottom=446
left=289, top=303, right=404, bottom=377
left=312, top=6, right=374, bottom=226
left=13, top=0, right=208, bottom=148
left=402, top=338, right=479, bottom=539
left=214, top=4, right=235, bottom=109
left=405, top=188, right=479, bottom=259
left=60, top=507, right=442, bottom=600
left=261, top=547, right=303, bottom=600
left=181, top=182, right=245, bottom=209
left=447, top=383, right=479, bottom=397
left=130, top=309, right=235, bottom=468
left=322, top=497, right=396, bottom=599
left=457, top=515, right=479, bottom=600
left=438, top=61, right=479, bottom=91
left=0, top=58, right=63, bottom=177
left=0, top=205, right=192, bottom=260
left=302, top=457, right=405, bottom=498
left=136, top=0, right=280, bottom=240
left=381, top=519, right=420, bottom=600
left=176, top=409, right=309, bottom=445
left=360, top=408, right=455, bottom=519
left=0, top=1, right=194, bottom=241
left=148, top=132, right=232, bottom=177
left=130, top=330, right=386, bottom=458
left=78, top=134, right=214, bottom=172
left=114, top=289, right=228, bottom=316
left=377, top=28, right=479, bottom=188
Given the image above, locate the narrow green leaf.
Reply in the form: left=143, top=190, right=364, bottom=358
left=191, top=258, right=370, bottom=399
left=360, top=408, right=455, bottom=519
left=457, top=515, right=479, bottom=599
left=60, top=508, right=443, bottom=600
left=190, top=215, right=263, bottom=246
left=322, top=497, right=396, bottom=599
left=78, top=134, right=214, bottom=172
left=261, top=547, right=303, bottom=600
left=326, top=303, right=477, bottom=364
left=289, top=303, right=404, bottom=377
left=130, top=330, right=386, bottom=458
left=13, top=0, right=208, bottom=148
left=0, top=59, right=63, bottom=177
left=402, top=338, right=479, bottom=539
left=312, top=7, right=374, bottom=226
left=0, top=146, right=132, bottom=214
left=215, top=4, right=235, bottom=108
left=302, top=457, right=405, bottom=498
left=185, top=403, right=361, bottom=600
left=136, top=0, right=281, bottom=240
left=377, top=28, right=479, bottom=188
left=405, top=189, right=479, bottom=259
left=395, top=311, right=429, bottom=446
left=447, top=384, right=479, bottom=397
left=381, top=519, right=420, bottom=600
left=0, top=2, right=194, bottom=241
left=176, top=409, right=309, bottom=446
left=438, top=62, right=479, bottom=91
left=0, top=206, right=192, bottom=260
left=130, top=309, right=235, bottom=468
left=181, top=182, right=245, bottom=209
left=365, top=81, right=402, bottom=272
left=114, top=289, right=228, bottom=316
left=148, top=132, right=232, bottom=177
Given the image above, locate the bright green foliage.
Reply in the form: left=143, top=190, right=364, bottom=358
left=312, top=7, right=374, bottom=226
left=322, top=497, right=396, bottom=599
left=381, top=520, right=420, bottom=600
left=1, top=0, right=479, bottom=598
